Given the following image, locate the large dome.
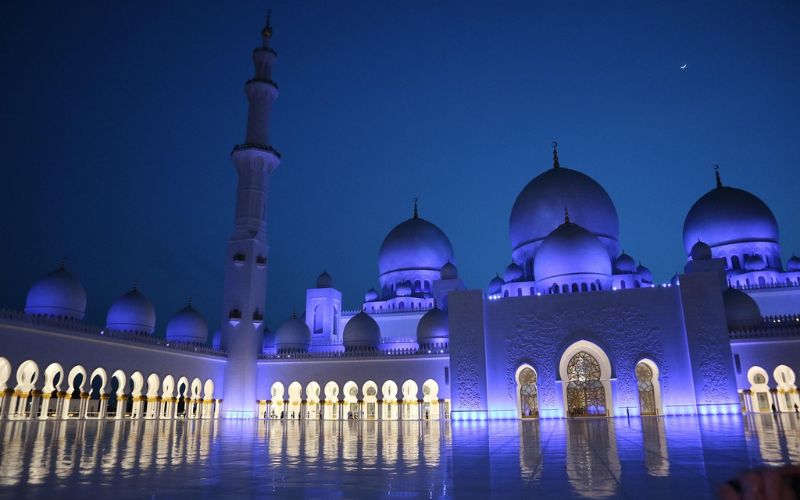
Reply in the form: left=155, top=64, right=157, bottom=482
left=510, top=166, right=619, bottom=258
left=106, top=287, right=156, bottom=335
left=534, top=220, right=612, bottom=283
left=723, top=288, right=762, bottom=330
left=274, top=314, right=310, bottom=351
left=25, top=266, right=87, bottom=320
left=342, top=312, right=381, bottom=349
left=417, top=307, right=448, bottom=346
left=166, top=303, right=208, bottom=344
left=378, top=214, right=455, bottom=282
left=683, top=185, right=779, bottom=255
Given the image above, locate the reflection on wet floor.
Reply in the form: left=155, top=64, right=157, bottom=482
left=0, top=414, right=798, bottom=498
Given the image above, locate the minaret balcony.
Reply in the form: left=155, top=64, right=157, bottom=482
left=252, top=310, right=264, bottom=327
left=246, top=77, right=279, bottom=90
left=231, top=143, right=282, bottom=159
left=233, top=252, right=246, bottom=267
left=228, top=309, right=242, bottom=326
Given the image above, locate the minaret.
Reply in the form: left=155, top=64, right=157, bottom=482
left=221, top=12, right=280, bottom=418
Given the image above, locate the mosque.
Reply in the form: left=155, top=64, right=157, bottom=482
left=1, top=16, right=799, bottom=423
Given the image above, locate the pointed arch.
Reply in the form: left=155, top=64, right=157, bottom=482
left=635, top=359, right=663, bottom=416
left=559, top=340, right=613, bottom=417
left=747, top=366, right=771, bottom=412
left=0, top=357, right=11, bottom=392
left=515, top=364, right=538, bottom=419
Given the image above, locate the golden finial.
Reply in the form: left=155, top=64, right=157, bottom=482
left=552, top=141, right=560, bottom=169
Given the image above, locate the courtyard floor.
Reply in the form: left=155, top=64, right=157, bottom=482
left=0, top=414, right=797, bottom=498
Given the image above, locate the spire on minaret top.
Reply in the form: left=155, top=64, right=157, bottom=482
left=714, top=164, right=722, bottom=188
left=552, top=141, right=560, bottom=169
left=413, top=197, right=419, bottom=219
left=564, top=206, right=570, bottom=224
left=261, top=9, right=273, bottom=43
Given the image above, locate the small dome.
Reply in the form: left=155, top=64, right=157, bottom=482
left=25, top=265, right=87, bottom=320
left=613, top=252, right=637, bottom=274
left=417, top=307, right=448, bottom=346
left=106, top=287, right=156, bottom=335
left=690, top=240, right=713, bottom=261
left=787, top=255, right=800, bottom=272
left=364, top=288, right=379, bottom=302
left=441, top=261, right=458, bottom=280
left=316, top=271, right=333, bottom=288
left=378, top=215, right=455, bottom=281
left=510, top=166, right=619, bottom=257
left=534, top=221, right=612, bottom=283
left=637, top=263, right=653, bottom=283
left=744, top=255, right=767, bottom=271
left=488, top=275, right=504, bottom=294
left=262, top=327, right=274, bottom=352
left=343, top=312, right=381, bottom=349
left=683, top=185, right=779, bottom=255
left=723, top=288, right=762, bottom=330
left=504, top=262, right=524, bottom=282
left=211, top=329, right=222, bottom=350
left=274, top=314, right=311, bottom=351
left=396, top=281, right=412, bottom=297
left=166, top=303, right=208, bottom=344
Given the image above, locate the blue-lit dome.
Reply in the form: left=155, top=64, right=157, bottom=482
left=534, top=221, right=612, bottom=283
left=316, top=271, right=333, bottom=288
left=378, top=214, right=455, bottom=284
left=787, top=255, right=800, bottom=272
left=262, top=327, right=274, bottom=352
left=25, top=266, right=87, bottom=320
left=274, top=314, right=310, bottom=351
left=166, top=303, right=208, bottom=344
left=690, top=240, right=713, bottom=261
left=744, top=254, right=767, bottom=272
left=510, top=166, right=619, bottom=259
left=504, top=262, right=524, bottom=282
left=488, top=275, right=505, bottom=294
left=440, top=261, right=458, bottom=280
left=683, top=185, right=779, bottom=255
left=417, top=307, right=448, bottom=346
left=613, top=252, right=637, bottom=274
left=637, top=263, right=653, bottom=282
left=723, top=288, right=761, bottom=330
left=343, top=312, right=380, bottom=349
left=106, top=287, right=156, bottom=335
left=364, top=288, right=379, bottom=302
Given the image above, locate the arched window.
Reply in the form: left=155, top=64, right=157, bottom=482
left=562, top=284, right=569, bottom=294
left=581, top=283, right=588, bottom=292
left=517, top=288, right=522, bottom=296
left=399, top=301, right=405, bottom=310
left=517, top=367, right=538, bottom=418
left=620, top=281, right=626, bottom=289
left=634, top=280, right=641, bottom=288
left=504, top=290, right=510, bottom=297
left=571, top=283, right=579, bottom=293
left=313, top=305, right=322, bottom=333
left=423, top=280, right=430, bottom=292
left=636, top=362, right=657, bottom=415
left=414, top=280, right=421, bottom=293
left=552, top=284, right=559, bottom=294
left=566, top=352, right=606, bottom=417
left=758, top=276, right=766, bottom=287
left=590, top=283, right=597, bottom=291
left=731, top=255, right=741, bottom=269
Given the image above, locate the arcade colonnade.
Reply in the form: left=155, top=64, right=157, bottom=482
left=0, top=357, right=222, bottom=421
left=743, top=364, right=799, bottom=413
left=259, top=379, right=449, bottom=421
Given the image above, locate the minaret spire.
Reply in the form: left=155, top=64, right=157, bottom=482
left=413, top=197, right=419, bottom=219
left=714, top=164, right=722, bottom=188
left=552, top=141, right=560, bottom=169
left=564, top=206, right=570, bottom=224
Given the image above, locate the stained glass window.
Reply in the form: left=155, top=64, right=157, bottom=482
left=518, top=367, right=538, bottom=418
left=636, top=362, right=657, bottom=416
left=566, top=352, right=607, bottom=416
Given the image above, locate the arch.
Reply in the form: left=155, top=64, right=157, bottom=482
left=110, top=370, right=126, bottom=397
left=635, top=359, right=663, bottom=416
left=773, top=365, right=798, bottom=412
left=0, top=357, right=10, bottom=392
left=422, top=379, right=440, bottom=420
left=130, top=372, right=144, bottom=397
left=343, top=380, right=359, bottom=420
left=747, top=366, right=771, bottom=412
left=515, top=364, right=538, bottom=419
left=287, top=381, right=302, bottom=419
left=381, top=380, right=399, bottom=420
left=203, top=379, right=215, bottom=400
left=176, top=376, right=189, bottom=397
left=42, top=362, right=65, bottom=394
left=323, top=381, right=339, bottom=420
left=362, top=380, right=378, bottom=420
left=146, top=373, right=160, bottom=397
left=559, top=340, right=613, bottom=417
left=270, top=381, right=285, bottom=419
left=190, top=378, right=202, bottom=398
left=401, top=379, right=419, bottom=420
left=89, top=367, right=108, bottom=395
left=161, top=375, right=175, bottom=398
left=66, top=365, right=86, bottom=393
left=175, top=376, right=189, bottom=417
left=305, top=381, right=321, bottom=420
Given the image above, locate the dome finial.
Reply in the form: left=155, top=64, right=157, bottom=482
left=714, top=164, right=722, bottom=188
left=58, top=258, right=66, bottom=271
left=552, top=141, right=560, bottom=169
left=187, top=297, right=192, bottom=307
left=262, top=9, right=273, bottom=39
left=413, top=197, right=419, bottom=219
left=564, top=206, right=570, bottom=224
left=132, top=280, right=139, bottom=292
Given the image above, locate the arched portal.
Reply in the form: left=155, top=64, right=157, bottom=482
left=270, top=382, right=285, bottom=418
left=636, top=360, right=662, bottom=416
left=747, top=367, right=771, bottom=412
left=189, top=378, right=203, bottom=418
left=65, top=365, right=86, bottom=418
left=175, top=376, right=189, bottom=417
left=362, top=381, right=378, bottom=420
left=287, top=381, right=302, bottom=419
left=516, top=365, right=538, bottom=419
left=422, top=379, right=439, bottom=420
left=14, top=360, right=39, bottom=418
left=323, top=381, right=339, bottom=420
left=773, top=365, right=798, bottom=412
left=559, top=341, right=613, bottom=417
left=382, top=380, right=398, bottom=420
left=343, top=381, right=359, bottom=420
left=88, top=368, right=107, bottom=418
left=401, top=380, right=419, bottom=420
left=306, top=381, right=321, bottom=420
left=41, top=363, right=64, bottom=418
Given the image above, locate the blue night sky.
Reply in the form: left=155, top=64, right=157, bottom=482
left=1, top=1, right=799, bottom=335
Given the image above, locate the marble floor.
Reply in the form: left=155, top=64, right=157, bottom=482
left=0, top=414, right=797, bottom=499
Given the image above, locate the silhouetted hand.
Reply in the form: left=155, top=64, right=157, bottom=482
left=719, top=466, right=800, bottom=499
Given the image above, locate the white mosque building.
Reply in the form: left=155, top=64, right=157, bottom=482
left=1, top=16, right=799, bottom=423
